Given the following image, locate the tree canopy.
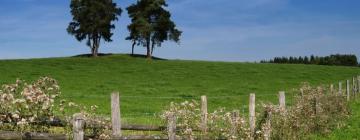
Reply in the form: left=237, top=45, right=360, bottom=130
left=126, top=0, right=182, bottom=59
left=67, top=0, right=122, bottom=57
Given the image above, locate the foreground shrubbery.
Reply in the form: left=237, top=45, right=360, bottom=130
left=161, top=100, right=251, bottom=139
left=257, top=83, right=349, bottom=139
left=161, top=83, right=350, bottom=139
left=0, top=77, right=60, bottom=132
left=0, top=77, right=112, bottom=139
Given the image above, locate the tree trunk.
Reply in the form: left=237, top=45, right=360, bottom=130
left=146, top=38, right=151, bottom=59
left=131, top=40, right=136, bottom=56
left=93, top=47, right=98, bottom=57
left=151, top=40, right=155, bottom=56
left=91, top=47, right=96, bottom=57
left=91, top=37, right=99, bottom=57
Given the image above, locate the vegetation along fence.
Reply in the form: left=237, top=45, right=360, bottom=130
left=0, top=75, right=360, bottom=140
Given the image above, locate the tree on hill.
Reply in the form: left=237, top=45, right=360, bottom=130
left=126, top=0, right=182, bottom=59
left=67, top=0, right=122, bottom=57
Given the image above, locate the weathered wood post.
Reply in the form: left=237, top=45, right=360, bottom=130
left=263, top=111, right=272, bottom=140
left=167, top=112, right=176, bottom=140
left=73, top=113, right=85, bottom=140
left=200, top=95, right=208, bottom=135
left=315, top=87, right=321, bottom=115
left=339, top=82, right=342, bottom=95
left=279, top=91, right=286, bottom=111
left=249, top=93, right=256, bottom=140
left=347, top=80, right=350, bottom=101
left=230, top=111, right=240, bottom=137
left=315, top=94, right=319, bottom=115
left=111, top=92, right=121, bottom=138
left=330, top=84, right=334, bottom=94
left=358, top=76, right=360, bottom=93
left=353, top=77, right=357, bottom=97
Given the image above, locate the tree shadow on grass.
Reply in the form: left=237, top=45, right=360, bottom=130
left=72, top=53, right=114, bottom=57
left=127, top=54, right=167, bottom=60
left=72, top=53, right=167, bottom=60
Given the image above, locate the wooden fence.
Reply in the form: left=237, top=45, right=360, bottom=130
left=1, top=75, right=359, bottom=140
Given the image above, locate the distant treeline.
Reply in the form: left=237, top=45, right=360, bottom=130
left=261, top=54, right=358, bottom=66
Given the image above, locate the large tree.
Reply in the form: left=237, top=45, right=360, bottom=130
left=126, top=0, right=182, bottom=59
left=67, top=0, right=122, bottom=57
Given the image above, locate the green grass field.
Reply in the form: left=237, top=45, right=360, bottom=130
left=0, top=54, right=359, bottom=126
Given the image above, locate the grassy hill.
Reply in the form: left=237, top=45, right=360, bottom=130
left=0, top=54, right=359, bottom=125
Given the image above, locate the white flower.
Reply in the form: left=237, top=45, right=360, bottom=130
left=12, top=99, right=26, bottom=104
left=29, top=117, right=35, bottom=122
left=68, top=102, right=76, bottom=107
left=12, top=113, right=20, bottom=119
left=17, top=118, right=28, bottom=126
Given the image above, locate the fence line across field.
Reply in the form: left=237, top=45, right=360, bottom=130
left=62, top=93, right=297, bottom=99
left=1, top=75, right=359, bottom=140
left=77, top=75, right=360, bottom=140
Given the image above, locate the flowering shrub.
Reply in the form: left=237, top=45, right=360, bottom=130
left=59, top=100, right=112, bottom=139
left=0, top=77, right=60, bottom=132
left=162, top=83, right=350, bottom=139
left=161, top=100, right=251, bottom=139
left=0, top=77, right=112, bottom=138
left=74, top=106, right=112, bottom=139
left=207, top=108, right=250, bottom=139
left=256, top=83, right=350, bottom=139
left=161, top=100, right=201, bottom=139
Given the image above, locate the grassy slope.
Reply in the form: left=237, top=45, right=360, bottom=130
left=0, top=54, right=359, bottom=124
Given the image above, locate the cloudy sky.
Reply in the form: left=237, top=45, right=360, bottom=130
left=0, top=0, right=359, bottom=62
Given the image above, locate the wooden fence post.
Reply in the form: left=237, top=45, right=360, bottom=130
left=230, top=111, right=240, bottom=137
left=339, top=82, right=342, bottom=95
left=358, top=76, right=360, bottom=93
left=347, top=80, right=350, bottom=101
left=167, top=113, right=176, bottom=140
left=353, top=77, right=357, bottom=97
left=330, top=84, right=334, bottom=94
left=111, top=92, right=121, bottom=138
left=279, top=91, right=286, bottom=111
left=249, top=93, right=256, bottom=140
left=315, top=94, right=320, bottom=115
left=263, top=111, right=272, bottom=140
left=73, top=113, right=85, bottom=140
left=201, top=95, right=208, bottom=135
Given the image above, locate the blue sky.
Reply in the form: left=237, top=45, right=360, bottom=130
left=0, top=0, right=359, bottom=62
